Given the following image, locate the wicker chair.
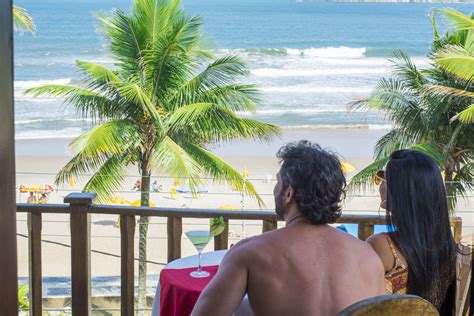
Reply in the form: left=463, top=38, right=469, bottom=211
left=337, top=294, right=439, bottom=316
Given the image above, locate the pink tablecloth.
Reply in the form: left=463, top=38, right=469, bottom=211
left=159, top=265, right=219, bottom=316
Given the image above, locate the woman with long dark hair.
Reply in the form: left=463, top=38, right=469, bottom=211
left=368, top=149, right=457, bottom=313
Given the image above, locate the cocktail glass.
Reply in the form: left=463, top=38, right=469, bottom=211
left=185, top=230, right=213, bottom=278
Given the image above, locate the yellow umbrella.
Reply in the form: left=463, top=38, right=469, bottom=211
left=243, top=166, right=248, bottom=180
left=441, top=171, right=457, bottom=181
left=341, top=162, right=357, bottom=173
left=218, top=204, right=239, bottom=210
left=106, top=197, right=132, bottom=205
left=130, top=200, right=156, bottom=207
left=68, top=175, right=76, bottom=187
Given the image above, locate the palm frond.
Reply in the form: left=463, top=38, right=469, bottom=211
left=116, top=83, right=164, bottom=126
left=436, top=8, right=474, bottom=31
left=181, top=142, right=265, bottom=206
left=168, top=56, right=253, bottom=110
left=76, top=61, right=122, bottom=87
left=70, top=120, right=139, bottom=157
left=455, top=104, right=474, bottom=123
left=166, top=102, right=280, bottom=143
left=390, top=50, right=426, bottom=90
left=150, top=135, right=203, bottom=189
left=373, top=128, right=414, bottom=161
left=97, top=10, right=146, bottom=76
left=24, top=85, right=117, bottom=121
left=435, top=45, right=474, bottom=81
left=83, top=156, right=129, bottom=203
left=13, top=5, right=35, bottom=34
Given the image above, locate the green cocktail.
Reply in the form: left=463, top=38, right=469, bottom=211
left=185, top=230, right=212, bottom=278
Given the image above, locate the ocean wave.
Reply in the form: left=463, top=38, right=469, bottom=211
left=261, top=85, right=373, bottom=94
left=252, top=67, right=389, bottom=77
left=237, top=108, right=354, bottom=116
left=15, top=127, right=84, bottom=140
left=218, top=46, right=367, bottom=58
left=15, top=118, right=92, bottom=125
left=287, top=47, right=366, bottom=58
left=15, top=79, right=72, bottom=90
left=282, top=124, right=392, bottom=130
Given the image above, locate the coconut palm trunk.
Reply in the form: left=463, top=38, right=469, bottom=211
left=25, top=0, right=280, bottom=310
left=138, top=153, right=151, bottom=312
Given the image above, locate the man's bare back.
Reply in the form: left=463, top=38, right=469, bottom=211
left=192, top=141, right=386, bottom=315
left=193, top=222, right=385, bottom=316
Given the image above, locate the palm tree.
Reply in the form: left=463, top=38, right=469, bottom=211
left=13, top=5, right=35, bottom=34
left=26, top=0, right=279, bottom=310
left=349, top=12, right=474, bottom=210
left=433, top=9, right=474, bottom=124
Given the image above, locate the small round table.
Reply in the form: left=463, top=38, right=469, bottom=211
left=152, top=250, right=252, bottom=316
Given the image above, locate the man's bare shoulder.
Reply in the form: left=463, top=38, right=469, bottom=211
left=223, top=229, right=281, bottom=263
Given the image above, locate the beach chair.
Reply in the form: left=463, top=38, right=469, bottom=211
left=337, top=294, right=439, bottom=316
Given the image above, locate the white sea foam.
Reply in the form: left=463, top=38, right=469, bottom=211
left=15, top=127, right=83, bottom=140
left=237, top=108, right=353, bottom=116
left=15, top=78, right=72, bottom=90
left=261, top=85, right=373, bottom=94
left=282, top=124, right=392, bottom=130
left=285, top=47, right=366, bottom=58
left=252, top=67, right=389, bottom=77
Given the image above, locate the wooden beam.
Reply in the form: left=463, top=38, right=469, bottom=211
left=214, top=219, right=229, bottom=250
left=65, top=193, right=96, bottom=316
left=357, top=224, right=374, bottom=241
left=167, top=217, right=182, bottom=262
left=0, top=0, right=18, bottom=314
left=120, top=215, right=136, bottom=315
left=262, top=220, right=278, bottom=233
left=28, top=213, right=42, bottom=315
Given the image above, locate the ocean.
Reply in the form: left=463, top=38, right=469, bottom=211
left=13, top=0, right=474, bottom=139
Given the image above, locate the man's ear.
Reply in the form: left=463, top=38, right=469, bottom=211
left=286, top=186, right=295, bottom=203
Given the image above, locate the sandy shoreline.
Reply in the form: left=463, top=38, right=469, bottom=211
left=14, top=127, right=472, bottom=286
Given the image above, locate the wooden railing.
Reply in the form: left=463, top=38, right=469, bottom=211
left=17, top=193, right=464, bottom=316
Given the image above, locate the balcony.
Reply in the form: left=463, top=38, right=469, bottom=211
left=15, top=192, right=465, bottom=315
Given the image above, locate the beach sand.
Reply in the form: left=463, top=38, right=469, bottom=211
left=14, top=128, right=473, bottom=295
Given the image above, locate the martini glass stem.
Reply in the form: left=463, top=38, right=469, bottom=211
left=197, top=250, right=203, bottom=273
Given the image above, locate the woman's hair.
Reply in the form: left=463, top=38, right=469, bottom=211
left=385, top=149, right=456, bottom=310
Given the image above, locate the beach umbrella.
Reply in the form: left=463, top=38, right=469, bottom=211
left=19, top=184, right=55, bottom=193
left=106, top=196, right=132, bottom=205
left=68, top=175, right=76, bottom=187
left=130, top=200, right=156, bottom=207
left=217, top=204, right=239, bottom=210
left=341, top=162, right=356, bottom=173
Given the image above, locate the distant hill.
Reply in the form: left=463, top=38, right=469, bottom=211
left=321, top=0, right=474, bottom=2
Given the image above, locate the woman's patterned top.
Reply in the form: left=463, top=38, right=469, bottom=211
left=383, top=233, right=408, bottom=294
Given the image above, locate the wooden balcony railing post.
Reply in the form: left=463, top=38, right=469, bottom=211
left=65, top=193, right=96, bottom=316
left=167, top=217, right=182, bottom=262
left=451, top=218, right=462, bottom=243
left=28, top=212, right=42, bottom=315
left=357, top=224, right=374, bottom=241
left=214, top=219, right=229, bottom=250
left=262, top=220, right=278, bottom=233
left=120, top=214, right=136, bottom=315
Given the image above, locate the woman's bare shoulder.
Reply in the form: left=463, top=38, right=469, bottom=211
left=367, top=233, right=395, bottom=272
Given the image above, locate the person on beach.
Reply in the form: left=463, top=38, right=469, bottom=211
left=368, top=150, right=457, bottom=313
left=132, top=179, right=141, bottom=191
left=27, top=192, right=38, bottom=204
left=192, top=141, right=385, bottom=316
left=38, top=193, right=48, bottom=204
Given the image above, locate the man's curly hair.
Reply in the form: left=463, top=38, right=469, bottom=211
left=276, top=141, right=346, bottom=224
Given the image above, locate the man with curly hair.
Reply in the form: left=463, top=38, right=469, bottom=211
left=193, top=141, right=385, bottom=316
